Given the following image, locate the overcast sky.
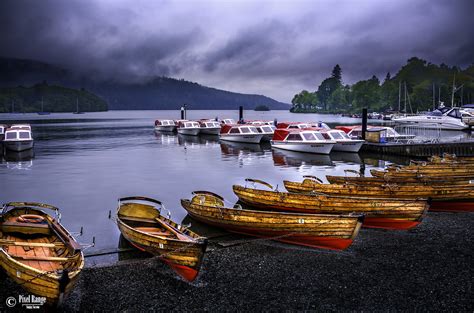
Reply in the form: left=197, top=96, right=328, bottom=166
left=1, top=0, right=473, bottom=102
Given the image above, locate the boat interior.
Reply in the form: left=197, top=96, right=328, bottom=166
left=0, top=208, right=81, bottom=273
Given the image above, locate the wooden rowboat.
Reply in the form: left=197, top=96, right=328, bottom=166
left=0, top=202, right=84, bottom=305
left=181, top=191, right=363, bottom=251
left=285, top=176, right=474, bottom=212
left=370, top=167, right=474, bottom=178
left=326, top=174, right=473, bottom=186
left=117, top=196, right=207, bottom=282
left=233, top=179, right=428, bottom=230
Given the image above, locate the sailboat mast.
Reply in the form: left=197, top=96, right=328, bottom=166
left=398, top=81, right=401, bottom=112
left=41, top=96, right=44, bottom=112
left=404, top=81, right=407, bottom=113
left=451, top=74, right=455, bottom=107
left=432, top=83, right=435, bottom=110
left=76, top=97, right=79, bottom=113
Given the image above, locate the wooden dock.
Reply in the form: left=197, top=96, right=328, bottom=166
left=361, top=140, right=474, bottom=157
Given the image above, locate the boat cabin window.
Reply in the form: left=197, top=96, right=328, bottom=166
left=302, top=133, right=317, bottom=140
left=262, top=126, right=273, bottom=132
left=239, top=126, right=257, bottom=134
left=5, top=132, right=17, bottom=140
left=206, top=122, right=219, bottom=127
left=314, top=132, right=325, bottom=140
left=329, top=131, right=344, bottom=140
left=447, top=109, right=462, bottom=119
left=321, top=133, right=331, bottom=140
left=298, top=124, right=310, bottom=129
left=164, top=120, right=173, bottom=125
left=185, top=122, right=199, bottom=128
left=288, top=125, right=299, bottom=129
left=19, top=132, right=31, bottom=139
left=230, top=128, right=240, bottom=134
left=287, top=133, right=303, bottom=141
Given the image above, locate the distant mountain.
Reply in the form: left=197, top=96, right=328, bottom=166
left=0, top=57, right=290, bottom=110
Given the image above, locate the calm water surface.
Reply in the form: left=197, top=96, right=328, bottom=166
left=0, top=110, right=471, bottom=264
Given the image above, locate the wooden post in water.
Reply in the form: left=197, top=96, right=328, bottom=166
left=239, top=106, right=244, bottom=123
left=362, top=108, right=368, bottom=140
left=180, top=106, right=185, bottom=119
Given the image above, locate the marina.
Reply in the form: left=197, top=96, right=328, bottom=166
left=0, top=110, right=473, bottom=310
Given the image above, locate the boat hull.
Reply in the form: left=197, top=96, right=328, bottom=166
left=154, top=125, right=176, bottom=132
left=220, top=134, right=263, bottom=143
left=4, top=140, right=34, bottom=152
left=116, top=199, right=207, bottom=281
left=326, top=175, right=474, bottom=186
left=332, top=140, right=364, bottom=152
left=181, top=197, right=363, bottom=251
left=177, top=128, right=200, bottom=136
left=284, top=179, right=474, bottom=203
left=271, top=141, right=334, bottom=154
left=233, top=185, right=428, bottom=230
left=200, top=127, right=221, bottom=135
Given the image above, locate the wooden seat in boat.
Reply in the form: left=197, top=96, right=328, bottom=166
left=135, top=227, right=171, bottom=237
left=0, top=220, right=50, bottom=235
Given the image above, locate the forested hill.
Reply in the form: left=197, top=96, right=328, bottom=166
left=0, top=57, right=289, bottom=110
left=0, top=83, right=107, bottom=113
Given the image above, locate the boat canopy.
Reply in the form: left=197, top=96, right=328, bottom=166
left=277, top=122, right=311, bottom=129
left=273, top=129, right=326, bottom=141
left=221, top=124, right=259, bottom=134
left=4, top=129, right=32, bottom=140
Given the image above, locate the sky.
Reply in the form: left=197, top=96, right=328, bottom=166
left=1, top=0, right=473, bottom=102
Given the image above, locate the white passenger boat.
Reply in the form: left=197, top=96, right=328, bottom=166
left=198, top=120, right=221, bottom=135
left=392, top=107, right=471, bottom=130
left=336, top=125, right=415, bottom=142
left=320, top=129, right=364, bottom=152
left=246, top=121, right=276, bottom=141
left=176, top=120, right=201, bottom=136
left=271, top=129, right=336, bottom=154
left=220, top=125, right=264, bottom=143
left=0, top=124, right=7, bottom=140
left=154, top=119, right=177, bottom=132
left=3, top=128, right=34, bottom=152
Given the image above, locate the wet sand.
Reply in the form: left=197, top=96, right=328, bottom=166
left=1, top=212, right=472, bottom=311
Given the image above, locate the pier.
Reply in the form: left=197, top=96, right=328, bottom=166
left=361, top=140, right=474, bottom=157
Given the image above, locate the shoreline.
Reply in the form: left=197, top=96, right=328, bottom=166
left=1, top=211, right=472, bottom=311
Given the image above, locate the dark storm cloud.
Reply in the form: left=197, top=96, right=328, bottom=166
left=0, top=0, right=473, bottom=101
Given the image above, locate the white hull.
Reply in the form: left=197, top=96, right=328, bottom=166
left=4, top=140, right=34, bottom=152
left=220, top=134, right=263, bottom=143
left=154, top=125, right=176, bottom=132
left=177, top=128, right=200, bottom=136
left=393, top=117, right=468, bottom=130
left=271, top=141, right=334, bottom=154
left=200, top=127, right=221, bottom=135
left=332, top=140, right=364, bottom=152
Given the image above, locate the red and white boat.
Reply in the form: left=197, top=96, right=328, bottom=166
left=220, top=125, right=264, bottom=143
left=277, top=122, right=312, bottom=130
left=154, top=119, right=177, bottom=132
left=176, top=120, right=201, bottom=136
left=271, top=129, right=336, bottom=154
left=198, top=120, right=221, bottom=135
left=320, top=129, right=364, bottom=152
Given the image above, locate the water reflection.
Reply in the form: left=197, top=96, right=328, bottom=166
left=177, top=133, right=220, bottom=146
left=272, top=149, right=334, bottom=168
left=1, top=149, right=35, bottom=170
left=220, top=141, right=270, bottom=157
left=330, top=152, right=362, bottom=164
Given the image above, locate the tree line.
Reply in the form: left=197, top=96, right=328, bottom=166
left=291, top=57, right=474, bottom=114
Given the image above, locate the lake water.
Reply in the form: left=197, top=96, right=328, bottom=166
left=0, top=110, right=471, bottom=263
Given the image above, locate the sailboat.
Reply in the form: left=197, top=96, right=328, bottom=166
left=37, top=97, right=51, bottom=115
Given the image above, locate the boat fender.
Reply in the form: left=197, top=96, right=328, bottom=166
left=17, top=214, right=45, bottom=224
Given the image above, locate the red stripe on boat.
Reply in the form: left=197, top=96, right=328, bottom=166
left=363, top=217, right=421, bottom=230
left=430, top=201, right=474, bottom=213
left=162, top=259, right=199, bottom=282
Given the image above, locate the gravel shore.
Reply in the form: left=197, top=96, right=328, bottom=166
left=1, top=211, right=473, bottom=311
